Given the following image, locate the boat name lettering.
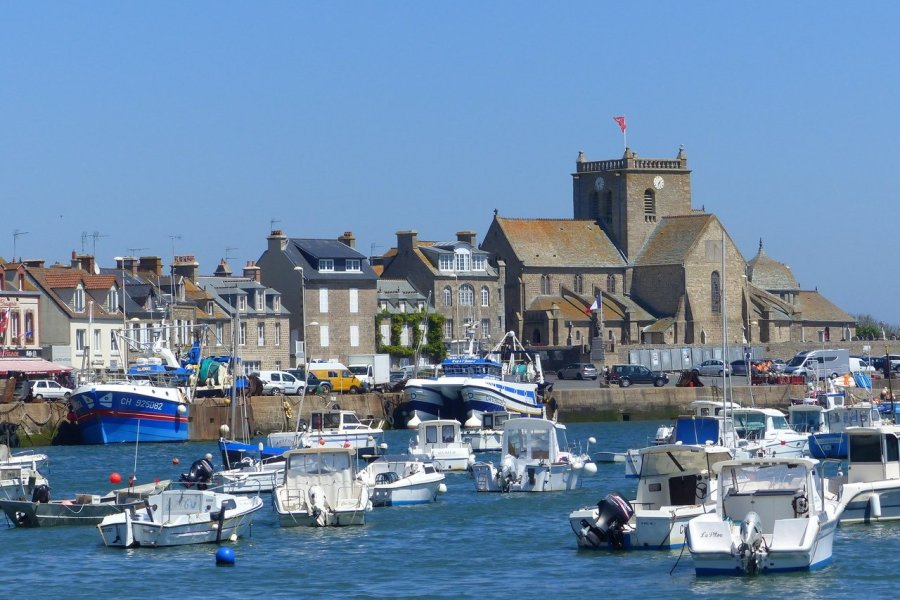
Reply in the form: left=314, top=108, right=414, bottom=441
left=119, top=397, right=165, bottom=411
left=699, top=530, right=723, bottom=538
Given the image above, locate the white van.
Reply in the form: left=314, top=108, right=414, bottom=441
left=849, top=357, right=875, bottom=374
left=250, top=370, right=306, bottom=396
left=784, top=349, right=850, bottom=380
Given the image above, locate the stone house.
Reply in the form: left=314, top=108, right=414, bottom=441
left=378, top=230, right=506, bottom=353
left=257, top=230, right=378, bottom=366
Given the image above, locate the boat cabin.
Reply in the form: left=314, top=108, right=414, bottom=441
left=441, top=357, right=502, bottom=379
left=845, top=426, right=900, bottom=484
left=635, top=445, right=731, bottom=509
left=417, top=419, right=463, bottom=447
left=309, top=410, right=370, bottom=432
left=732, top=408, right=794, bottom=441
left=502, top=418, right=569, bottom=463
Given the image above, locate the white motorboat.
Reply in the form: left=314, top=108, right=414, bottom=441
left=624, top=400, right=742, bottom=478
left=0, top=479, right=171, bottom=528
left=472, top=417, right=597, bottom=492
left=408, top=419, right=474, bottom=472
left=570, top=443, right=731, bottom=550
left=267, top=409, right=383, bottom=456
left=0, top=464, right=49, bottom=501
left=212, top=458, right=284, bottom=494
left=0, top=444, right=49, bottom=470
left=830, top=424, right=900, bottom=524
left=273, top=447, right=370, bottom=527
left=732, top=407, right=808, bottom=458
left=97, top=489, right=263, bottom=547
left=357, top=455, right=447, bottom=507
left=789, top=388, right=883, bottom=459
left=461, top=410, right=512, bottom=453
left=686, top=457, right=839, bottom=575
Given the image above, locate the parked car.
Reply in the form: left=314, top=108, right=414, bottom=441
left=285, top=369, right=332, bottom=394
left=389, top=370, right=406, bottom=384
left=768, top=358, right=787, bottom=373
left=30, top=379, right=73, bottom=401
left=730, top=359, right=767, bottom=377
left=556, top=363, right=599, bottom=380
left=608, top=364, right=669, bottom=388
left=249, top=370, right=307, bottom=396
left=691, top=359, right=731, bottom=377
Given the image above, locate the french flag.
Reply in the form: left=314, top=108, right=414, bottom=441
left=585, top=294, right=601, bottom=315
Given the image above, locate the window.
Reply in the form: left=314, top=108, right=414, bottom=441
left=107, top=287, right=118, bottom=312
left=257, top=322, right=265, bottom=346
left=439, top=254, right=453, bottom=271
left=93, top=329, right=102, bottom=354
left=76, top=328, right=86, bottom=352
left=574, top=275, right=583, bottom=294
left=273, top=296, right=281, bottom=311
left=274, top=322, right=281, bottom=346
left=607, top=274, right=616, bottom=294
left=473, top=255, right=486, bottom=271
left=74, top=286, right=85, bottom=312
left=350, top=325, right=359, bottom=347
left=400, top=323, right=410, bottom=346
left=216, top=322, right=224, bottom=346
left=711, top=271, right=721, bottom=314
left=320, top=324, right=329, bottom=347
left=349, top=288, right=359, bottom=313
left=540, top=274, right=551, bottom=295
left=111, top=331, right=119, bottom=351
left=444, top=319, right=453, bottom=339
left=318, top=259, right=334, bottom=272
left=237, top=295, right=247, bottom=311
left=643, top=189, right=656, bottom=221
left=481, top=286, right=489, bottom=307
left=443, top=286, right=452, bottom=307
left=345, top=259, right=360, bottom=272
left=24, top=311, right=34, bottom=343
left=481, top=318, right=491, bottom=338
left=459, top=284, right=474, bottom=306
left=255, top=290, right=264, bottom=311
left=319, top=288, right=329, bottom=313
left=455, top=249, right=471, bottom=271
left=206, top=301, right=214, bottom=315
left=239, top=322, right=247, bottom=346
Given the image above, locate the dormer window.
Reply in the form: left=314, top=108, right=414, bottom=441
left=273, top=296, right=281, bottom=311
left=206, top=301, right=215, bottom=315
left=472, top=254, right=486, bottom=271
left=255, top=290, right=264, bottom=311
left=178, top=282, right=185, bottom=302
left=439, top=254, right=453, bottom=271
left=107, top=287, right=118, bottom=313
left=237, top=295, right=247, bottom=311
left=318, top=259, right=334, bottom=272
left=454, top=249, right=471, bottom=271
left=345, top=259, right=360, bottom=272
left=74, top=286, right=85, bottom=312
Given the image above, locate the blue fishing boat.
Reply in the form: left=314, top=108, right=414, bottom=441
left=69, top=343, right=192, bottom=444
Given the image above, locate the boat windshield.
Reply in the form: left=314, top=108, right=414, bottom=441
left=790, top=411, right=823, bottom=433
left=733, top=412, right=766, bottom=439
left=723, top=462, right=809, bottom=494
left=507, top=425, right=553, bottom=460
left=288, top=451, right=351, bottom=475
left=771, top=415, right=793, bottom=431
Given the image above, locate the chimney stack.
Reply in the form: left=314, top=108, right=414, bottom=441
left=138, top=256, right=163, bottom=276
left=397, top=230, right=418, bottom=255
left=338, top=231, right=356, bottom=249
left=243, top=260, right=261, bottom=282
left=456, top=230, right=477, bottom=246
left=172, top=255, right=199, bottom=283
left=268, top=230, right=288, bottom=253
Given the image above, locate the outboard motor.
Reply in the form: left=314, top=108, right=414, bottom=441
left=738, top=511, right=765, bottom=574
left=180, top=457, right=214, bottom=490
left=580, top=492, right=634, bottom=550
left=31, top=483, right=50, bottom=504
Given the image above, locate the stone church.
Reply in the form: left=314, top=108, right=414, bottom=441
left=481, top=147, right=854, bottom=355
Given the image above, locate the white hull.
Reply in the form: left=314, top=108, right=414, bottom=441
left=837, top=484, right=900, bottom=524
left=688, top=515, right=836, bottom=574
left=461, top=429, right=503, bottom=453
left=97, top=490, right=263, bottom=547
left=212, top=464, right=283, bottom=494
left=570, top=504, right=712, bottom=550
left=273, top=486, right=370, bottom=527
left=371, top=479, right=443, bottom=507
left=472, top=462, right=584, bottom=492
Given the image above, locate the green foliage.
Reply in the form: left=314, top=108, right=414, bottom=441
left=375, top=311, right=447, bottom=363
left=855, top=313, right=900, bottom=340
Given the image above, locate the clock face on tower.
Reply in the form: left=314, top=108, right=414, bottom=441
left=653, top=175, right=665, bottom=190
left=594, top=177, right=605, bottom=192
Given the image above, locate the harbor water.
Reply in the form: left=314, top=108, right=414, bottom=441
left=1, top=421, right=895, bottom=599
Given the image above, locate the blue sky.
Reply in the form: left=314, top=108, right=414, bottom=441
left=2, top=2, right=897, bottom=322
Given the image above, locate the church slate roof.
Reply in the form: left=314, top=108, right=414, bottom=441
left=747, top=241, right=799, bottom=291
left=796, top=290, right=853, bottom=322
left=634, top=214, right=715, bottom=266
left=493, top=217, right=625, bottom=268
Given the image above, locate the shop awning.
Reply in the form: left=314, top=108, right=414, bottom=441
left=0, top=359, right=73, bottom=376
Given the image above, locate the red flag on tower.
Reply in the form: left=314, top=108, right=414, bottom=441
left=613, top=115, right=627, bottom=133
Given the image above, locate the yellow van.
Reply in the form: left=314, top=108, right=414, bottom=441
left=308, top=362, right=365, bottom=394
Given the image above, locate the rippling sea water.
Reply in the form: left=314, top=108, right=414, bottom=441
left=1, top=421, right=896, bottom=599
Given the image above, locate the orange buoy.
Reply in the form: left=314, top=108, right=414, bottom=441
left=109, top=472, right=122, bottom=484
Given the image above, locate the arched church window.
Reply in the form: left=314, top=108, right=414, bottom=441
left=574, top=275, right=583, bottom=294
left=540, top=274, right=551, bottom=295
left=644, top=189, right=656, bottom=222
left=711, top=271, right=721, bottom=314
left=606, top=275, right=616, bottom=294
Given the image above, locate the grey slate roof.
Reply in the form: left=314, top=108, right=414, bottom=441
left=283, top=238, right=378, bottom=283
left=634, top=214, right=714, bottom=266
left=747, top=243, right=800, bottom=291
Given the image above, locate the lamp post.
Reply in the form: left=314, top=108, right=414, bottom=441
left=114, top=256, right=128, bottom=370
left=294, top=266, right=307, bottom=368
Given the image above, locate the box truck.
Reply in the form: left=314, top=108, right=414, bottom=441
left=347, top=353, right=391, bottom=392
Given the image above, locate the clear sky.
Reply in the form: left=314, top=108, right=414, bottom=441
left=2, top=2, right=897, bottom=322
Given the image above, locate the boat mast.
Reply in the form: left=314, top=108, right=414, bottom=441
left=721, top=229, right=729, bottom=421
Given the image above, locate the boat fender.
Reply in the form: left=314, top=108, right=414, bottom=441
left=32, top=484, right=50, bottom=504
left=319, top=437, right=326, bottom=446
left=792, top=495, right=809, bottom=517
left=869, top=493, right=882, bottom=519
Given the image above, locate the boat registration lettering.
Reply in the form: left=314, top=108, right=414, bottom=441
left=119, top=397, right=164, bottom=411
